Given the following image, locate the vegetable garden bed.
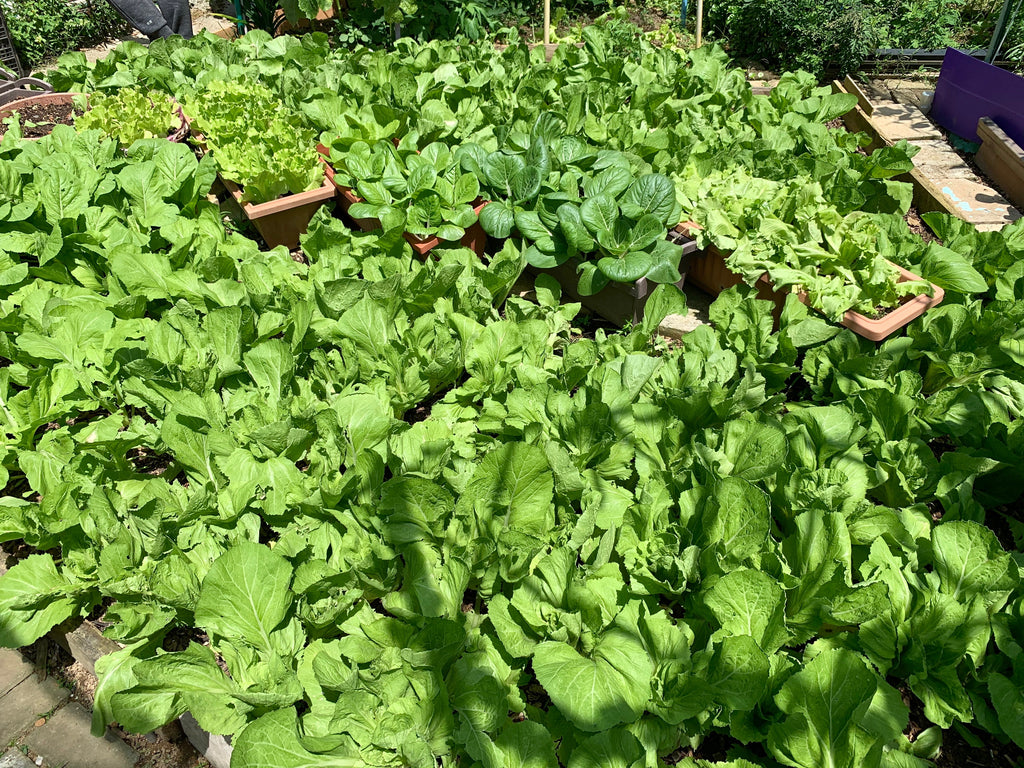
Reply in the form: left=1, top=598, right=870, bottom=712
left=0, top=29, right=1023, bottom=768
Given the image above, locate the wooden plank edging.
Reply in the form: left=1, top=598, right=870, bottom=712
left=976, top=117, right=1024, bottom=210
left=832, top=80, right=963, bottom=219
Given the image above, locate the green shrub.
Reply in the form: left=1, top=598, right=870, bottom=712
left=6, top=0, right=129, bottom=67
left=713, top=0, right=881, bottom=78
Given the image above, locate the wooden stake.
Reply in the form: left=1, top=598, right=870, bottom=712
left=544, top=0, right=551, bottom=45
left=695, top=0, right=703, bottom=46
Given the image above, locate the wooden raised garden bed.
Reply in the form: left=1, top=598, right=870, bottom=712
left=976, top=117, right=1024, bottom=212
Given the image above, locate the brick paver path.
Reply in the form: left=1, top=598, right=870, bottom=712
left=0, top=649, right=138, bottom=768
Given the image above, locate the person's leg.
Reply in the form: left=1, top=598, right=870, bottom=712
left=105, top=0, right=192, bottom=39
left=105, top=0, right=175, bottom=38
left=158, top=0, right=194, bottom=38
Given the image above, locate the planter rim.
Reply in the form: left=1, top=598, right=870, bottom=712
left=0, top=91, right=81, bottom=120
left=219, top=174, right=335, bottom=219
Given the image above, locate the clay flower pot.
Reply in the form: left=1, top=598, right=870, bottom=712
left=0, top=92, right=81, bottom=138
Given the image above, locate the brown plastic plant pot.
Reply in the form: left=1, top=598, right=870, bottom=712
left=403, top=200, right=488, bottom=257
left=219, top=174, right=336, bottom=250
left=677, top=221, right=945, bottom=341
left=530, top=228, right=699, bottom=327
left=820, top=263, right=944, bottom=342
left=196, top=132, right=336, bottom=249
left=335, top=183, right=381, bottom=232
left=0, top=92, right=81, bottom=138
left=318, top=145, right=488, bottom=255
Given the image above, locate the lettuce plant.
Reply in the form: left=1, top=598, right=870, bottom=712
left=683, top=167, right=936, bottom=319
left=327, top=138, right=481, bottom=241
left=185, top=80, right=324, bottom=204
left=74, top=88, right=183, bottom=148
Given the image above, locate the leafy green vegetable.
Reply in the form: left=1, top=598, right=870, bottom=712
left=74, top=88, right=183, bottom=148
left=185, top=80, right=323, bottom=204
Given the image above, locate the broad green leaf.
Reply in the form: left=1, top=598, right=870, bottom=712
left=769, top=648, right=886, bottom=768
left=465, top=443, right=555, bottom=537
left=533, top=628, right=652, bottom=732
left=701, top=477, right=771, bottom=565
left=704, top=569, right=787, bottom=652
left=931, top=521, right=1015, bottom=603
left=708, top=634, right=770, bottom=711
left=567, top=729, right=644, bottom=768
left=0, top=554, right=80, bottom=647
left=620, top=174, right=678, bottom=223
left=989, top=672, right=1024, bottom=748
left=194, top=543, right=293, bottom=650
left=231, top=708, right=361, bottom=767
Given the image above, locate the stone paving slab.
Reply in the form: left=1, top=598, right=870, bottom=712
left=0, top=675, right=69, bottom=747
left=24, top=703, right=137, bottom=768
left=938, top=178, right=1021, bottom=227
left=872, top=103, right=944, bottom=142
left=0, top=649, right=34, bottom=697
left=907, top=139, right=977, bottom=179
left=0, top=749, right=36, bottom=768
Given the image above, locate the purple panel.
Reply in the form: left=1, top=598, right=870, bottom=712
left=931, top=48, right=1024, bottom=147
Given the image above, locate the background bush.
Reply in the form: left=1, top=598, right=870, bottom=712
left=712, top=0, right=880, bottom=77
left=5, top=0, right=129, bottom=67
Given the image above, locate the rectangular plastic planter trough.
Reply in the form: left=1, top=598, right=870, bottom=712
left=318, top=144, right=487, bottom=257
left=193, top=132, right=335, bottom=250
left=529, top=226, right=699, bottom=327
left=678, top=222, right=945, bottom=342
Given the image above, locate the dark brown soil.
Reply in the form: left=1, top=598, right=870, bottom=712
left=665, top=731, right=747, bottom=764
left=906, top=207, right=942, bottom=244
left=0, top=102, right=83, bottom=138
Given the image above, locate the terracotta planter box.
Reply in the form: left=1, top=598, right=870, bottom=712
left=335, top=183, right=382, bottom=232
left=193, top=132, right=335, bottom=249
left=529, top=227, right=699, bottom=327
left=318, top=144, right=487, bottom=256
left=219, top=175, right=336, bottom=250
left=0, top=92, right=80, bottom=138
left=677, top=222, right=944, bottom=341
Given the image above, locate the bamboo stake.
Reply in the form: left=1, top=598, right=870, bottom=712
left=695, top=0, right=703, bottom=46
left=544, top=0, right=551, bottom=45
